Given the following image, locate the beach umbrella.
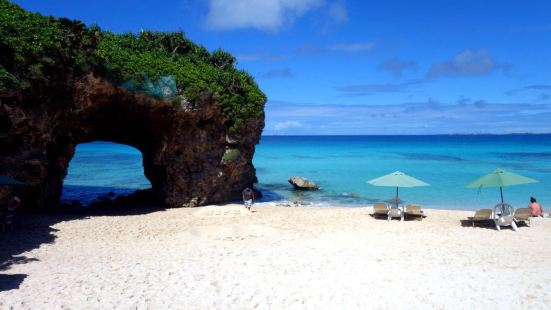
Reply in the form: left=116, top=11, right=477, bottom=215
left=466, top=168, right=538, bottom=206
left=368, top=171, right=430, bottom=206
left=0, top=175, right=25, bottom=186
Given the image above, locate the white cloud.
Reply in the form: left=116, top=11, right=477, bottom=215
left=312, top=0, right=349, bottom=33
left=204, top=0, right=323, bottom=31
left=328, top=0, right=348, bottom=23
left=427, top=49, right=503, bottom=78
left=274, top=120, right=302, bottom=130
left=264, top=100, right=551, bottom=135
left=378, top=59, right=418, bottom=77
left=505, top=84, right=551, bottom=95
left=299, top=42, right=375, bottom=54
left=329, top=42, right=375, bottom=52
left=336, top=79, right=423, bottom=96
left=235, top=52, right=288, bottom=62
left=259, top=67, right=293, bottom=78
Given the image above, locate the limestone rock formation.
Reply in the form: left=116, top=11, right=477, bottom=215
left=1, top=75, right=264, bottom=208
left=288, top=177, right=319, bottom=190
left=0, top=2, right=265, bottom=208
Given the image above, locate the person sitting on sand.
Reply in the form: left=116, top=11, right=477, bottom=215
left=242, top=187, right=254, bottom=210
left=528, top=196, right=543, bottom=217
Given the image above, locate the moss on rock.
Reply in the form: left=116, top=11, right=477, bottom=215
left=222, top=148, right=241, bottom=164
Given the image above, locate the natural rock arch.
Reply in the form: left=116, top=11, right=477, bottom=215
left=0, top=75, right=263, bottom=208
left=0, top=2, right=266, bottom=208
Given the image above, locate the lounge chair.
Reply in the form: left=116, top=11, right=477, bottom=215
left=387, top=207, right=402, bottom=222
left=494, top=203, right=517, bottom=232
left=372, top=203, right=389, bottom=218
left=405, top=204, right=425, bottom=220
left=467, top=209, right=494, bottom=228
left=513, top=207, right=532, bottom=227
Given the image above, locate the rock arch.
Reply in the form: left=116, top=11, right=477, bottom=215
left=0, top=75, right=263, bottom=208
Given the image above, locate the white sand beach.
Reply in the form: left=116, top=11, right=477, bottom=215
left=1, top=204, right=551, bottom=309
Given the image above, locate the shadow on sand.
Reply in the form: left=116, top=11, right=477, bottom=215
left=0, top=274, right=27, bottom=292
left=459, top=219, right=497, bottom=229
left=0, top=203, right=166, bottom=293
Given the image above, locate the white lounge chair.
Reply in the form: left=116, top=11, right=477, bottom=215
left=494, top=203, right=518, bottom=232
left=388, top=207, right=402, bottom=222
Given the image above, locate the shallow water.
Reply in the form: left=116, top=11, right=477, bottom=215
left=253, top=135, right=551, bottom=210
left=62, top=135, right=551, bottom=210
left=62, top=142, right=151, bottom=205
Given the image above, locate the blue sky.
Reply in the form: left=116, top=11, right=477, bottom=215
left=13, top=0, right=551, bottom=134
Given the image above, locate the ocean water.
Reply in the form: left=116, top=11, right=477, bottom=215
left=62, top=135, right=551, bottom=210
left=62, top=142, right=151, bottom=205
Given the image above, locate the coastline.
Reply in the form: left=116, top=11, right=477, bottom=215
left=254, top=201, right=509, bottom=212
left=61, top=135, right=551, bottom=209
left=2, top=203, right=550, bottom=309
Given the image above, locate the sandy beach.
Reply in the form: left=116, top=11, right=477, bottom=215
left=1, top=204, right=550, bottom=309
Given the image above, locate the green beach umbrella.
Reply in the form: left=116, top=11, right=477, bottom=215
left=466, top=168, right=538, bottom=205
left=368, top=171, right=430, bottom=206
left=0, top=175, right=25, bottom=186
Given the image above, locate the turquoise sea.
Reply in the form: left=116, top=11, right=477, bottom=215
left=62, top=135, right=551, bottom=210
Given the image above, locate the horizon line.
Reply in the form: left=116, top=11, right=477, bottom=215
left=261, top=133, right=551, bottom=137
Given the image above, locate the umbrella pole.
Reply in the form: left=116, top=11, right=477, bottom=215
left=396, top=186, right=404, bottom=221
left=499, top=186, right=505, bottom=214
left=396, top=187, right=400, bottom=208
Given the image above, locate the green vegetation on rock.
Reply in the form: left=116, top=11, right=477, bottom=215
left=0, top=0, right=265, bottom=131
left=222, top=148, right=241, bottom=164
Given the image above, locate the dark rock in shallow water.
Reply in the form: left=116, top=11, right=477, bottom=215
left=288, top=177, right=319, bottom=190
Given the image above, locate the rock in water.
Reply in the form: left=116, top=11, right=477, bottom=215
left=288, top=177, right=319, bottom=190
